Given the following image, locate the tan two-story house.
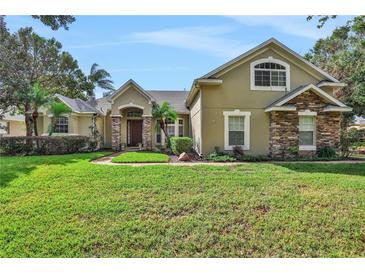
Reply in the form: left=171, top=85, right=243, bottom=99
left=1, top=38, right=352, bottom=157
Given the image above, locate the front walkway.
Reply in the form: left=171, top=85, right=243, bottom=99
left=91, top=152, right=365, bottom=167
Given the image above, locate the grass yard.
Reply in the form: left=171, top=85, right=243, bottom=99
left=0, top=152, right=365, bottom=257
left=111, top=152, right=169, bottom=163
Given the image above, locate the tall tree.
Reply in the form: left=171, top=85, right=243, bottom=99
left=152, top=101, right=177, bottom=145
left=31, top=16, right=75, bottom=30
left=87, top=63, right=114, bottom=98
left=30, top=82, right=52, bottom=136
left=0, top=23, right=89, bottom=135
left=305, top=16, right=365, bottom=124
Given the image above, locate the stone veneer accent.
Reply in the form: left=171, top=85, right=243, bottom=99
left=111, top=116, right=121, bottom=151
left=142, top=116, right=152, bottom=150
left=269, top=91, right=341, bottom=158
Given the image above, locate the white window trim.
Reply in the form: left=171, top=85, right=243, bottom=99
left=298, top=111, right=317, bottom=151
left=250, top=57, right=290, bottom=92
left=223, top=110, right=251, bottom=151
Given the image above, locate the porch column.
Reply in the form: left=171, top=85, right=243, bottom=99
left=111, top=116, right=121, bottom=151
left=142, top=115, right=152, bottom=150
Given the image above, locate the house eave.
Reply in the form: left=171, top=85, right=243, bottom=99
left=265, top=106, right=297, bottom=112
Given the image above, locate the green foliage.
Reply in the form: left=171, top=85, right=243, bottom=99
left=0, top=153, right=365, bottom=257
left=152, top=101, right=177, bottom=144
left=0, top=136, right=92, bottom=155
left=111, top=152, right=169, bottom=163
left=317, top=147, right=337, bottom=158
left=31, top=82, right=52, bottom=136
left=205, top=153, right=236, bottom=162
left=232, top=145, right=244, bottom=157
left=31, top=16, right=75, bottom=30
left=305, top=16, right=365, bottom=119
left=340, top=129, right=363, bottom=158
left=288, top=146, right=299, bottom=156
left=238, top=155, right=271, bottom=162
left=87, top=63, right=114, bottom=97
left=170, top=137, right=193, bottom=155
left=48, top=102, right=72, bottom=136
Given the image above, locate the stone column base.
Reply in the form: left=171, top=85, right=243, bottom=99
left=142, top=116, right=152, bottom=150
left=111, top=116, right=121, bottom=151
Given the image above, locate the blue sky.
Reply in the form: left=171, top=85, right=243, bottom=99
left=5, top=16, right=352, bottom=98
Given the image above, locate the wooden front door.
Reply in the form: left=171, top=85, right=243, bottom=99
left=128, top=120, right=143, bottom=146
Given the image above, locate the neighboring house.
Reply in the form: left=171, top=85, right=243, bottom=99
left=1, top=38, right=353, bottom=157
left=350, top=116, right=365, bottom=129
left=0, top=113, right=26, bottom=136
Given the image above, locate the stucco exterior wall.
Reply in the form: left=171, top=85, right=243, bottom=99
left=199, top=46, right=327, bottom=155
left=190, top=91, right=202, bottom=154
left=110, top=86, right=152, bottom=116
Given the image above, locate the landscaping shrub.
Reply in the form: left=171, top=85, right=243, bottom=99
left=317, top=146, right=336, bottom=158
left=238, top=154, right=271, bottom=162
left=232, top=145, right=244, bottom=157
left=170, top=137, right=193, bottom=155
left=205, top=153, right=236, bottom=162
left=340, top=129, right=363, bottom=158
left=0, top=136, right=92, bottom=155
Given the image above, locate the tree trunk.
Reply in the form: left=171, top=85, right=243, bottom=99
left=160, top=120, right=170, bottom=146
left=32, top=111, right=39, bottom=136
left=25, top=103, right=33, bottom=136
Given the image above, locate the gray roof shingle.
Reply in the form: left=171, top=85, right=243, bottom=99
left=56, top=94, right=97, bottom=113
left=147, top=90, right=189, bottom=114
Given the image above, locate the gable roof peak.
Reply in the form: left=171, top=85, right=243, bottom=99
left=200, top=38, right=339, bottom=83
left=110, top=79, right=155, bottom=102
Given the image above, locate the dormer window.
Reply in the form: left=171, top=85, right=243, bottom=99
left=250, top=58, right=290, bottom=91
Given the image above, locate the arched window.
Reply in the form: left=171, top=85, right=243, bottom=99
left=250, top=58, right=290, bottom=91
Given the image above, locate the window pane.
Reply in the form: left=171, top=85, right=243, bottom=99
left=156, top=121, right=161, bottom=143
left=178, top=120, right=184, bottom=137
left=167, top=125, right=175, bottom=137
left=299, top=116, right=314, bottom=131
left=299, top=131, right=314, bottom=146
left=229, top=131, right=244, bottom=146
left=229, top=116, right=244, bottom=131
left=54, top=117, right=68, bottom=133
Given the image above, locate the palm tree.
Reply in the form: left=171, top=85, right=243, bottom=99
left=31, top=82, right=51, bottom=136
left=152, top=101, right=177, bottom=145
left=48, top=102, right=71, bottom=136
left=87, top=63, right=114, bottom=97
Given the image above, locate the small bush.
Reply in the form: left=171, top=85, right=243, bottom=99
left=232, top=146, right=244, bottom=157
left=0, top=136, right=92, bottom=156
left=170, top=137, right=193, bottom=155
left=205, top=153, right=236, bottom=162
left=238, top=155, right=271, bottom=162
left=340, top=129, right=363, bottom=158
left=317, top=146, right=336, bottom=158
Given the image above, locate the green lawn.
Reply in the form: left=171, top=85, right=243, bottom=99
left=111, top=152, right=169, bottom=163
left=0, top=152, right=364, bottom=257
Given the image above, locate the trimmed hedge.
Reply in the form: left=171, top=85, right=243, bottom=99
left=0, top=136, right=93, bottom=155
left=170, top=137, right=193, bottom=155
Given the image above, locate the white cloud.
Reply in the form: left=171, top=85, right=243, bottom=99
left=109, top=66, right=190, bottom=72
left=229, top=16, right=335, bottom=40
left=127, top=26, right=254, bottom=58
left=69, top=25, right=255, bottom=58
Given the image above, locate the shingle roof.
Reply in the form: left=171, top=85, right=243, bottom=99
left=147, top=90, right=189, bottom=114
left=95, top=97, right=112, bottom=115
left=56, top=94, right=97, bottom=113
left=266, top=85, right=307, bottom=108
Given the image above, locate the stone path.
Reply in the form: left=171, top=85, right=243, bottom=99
left=91, top=153, right=365, bottom=167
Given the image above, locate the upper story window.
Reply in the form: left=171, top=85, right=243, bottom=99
left=250, top=58, right=290, bottom=91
